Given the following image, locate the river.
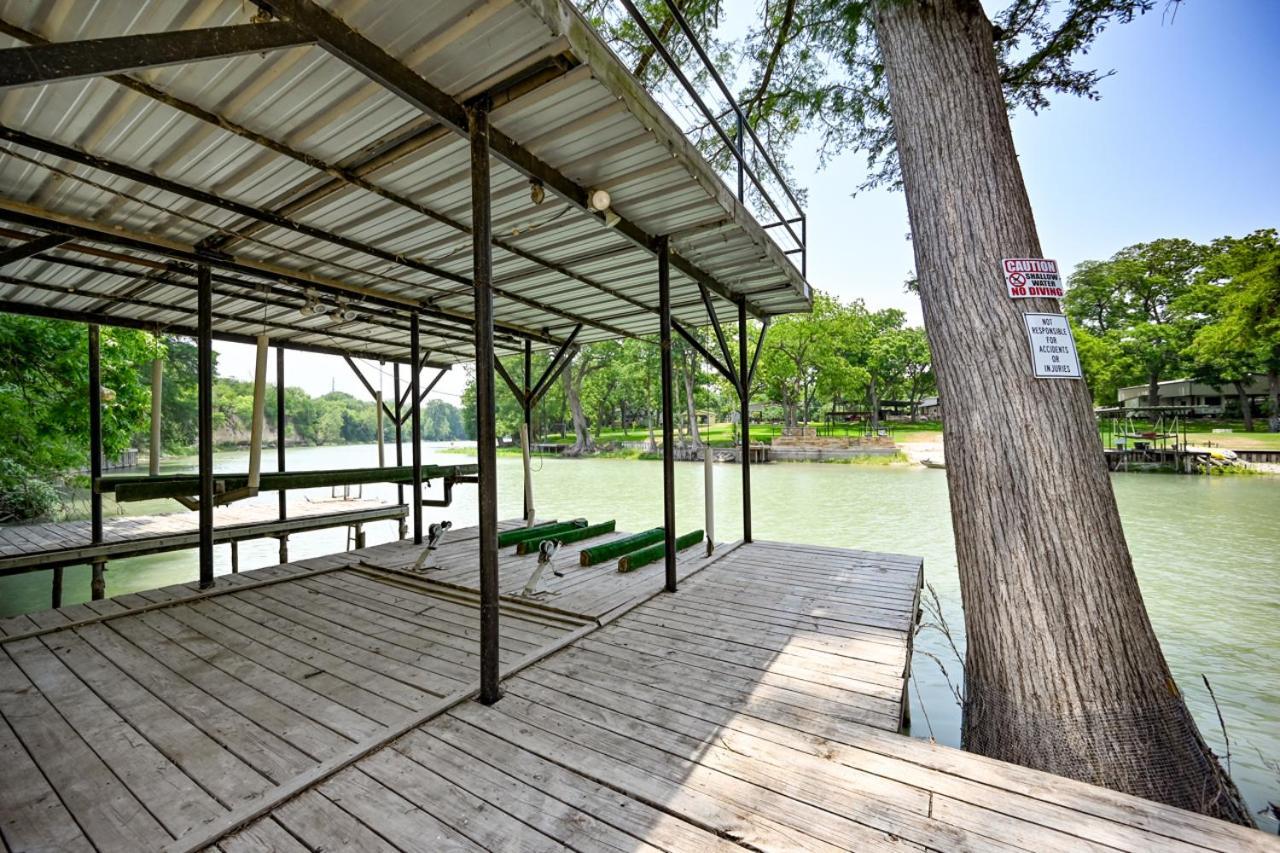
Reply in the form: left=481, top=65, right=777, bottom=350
left=2, top=441, right=1277, bottom=829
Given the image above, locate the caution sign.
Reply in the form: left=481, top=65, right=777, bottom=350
left=1003, top=258, right=1063, bottom=298
left=1024, top=313, right=1081, bottom=379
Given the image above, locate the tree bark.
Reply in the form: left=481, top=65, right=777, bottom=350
left=562, top=355, right=594, bottom=456
left=1269, top=369, right=1279, bottom=433
left=1232, top=380, right=1253, bottom=431
left=1148, top=372, right=1160, bottom=409
left=873, top=0, right=1252, bottom=824
left=681, top=347, right=702, bottom=446
left=868, top=376, right=881, bottom=431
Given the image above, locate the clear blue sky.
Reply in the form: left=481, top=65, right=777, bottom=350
left=216, top=0, right=1280, bottom=395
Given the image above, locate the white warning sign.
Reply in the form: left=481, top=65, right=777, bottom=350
left=1003, top=258, right=1064, bottom=298
left=1024, top=313, right=1082, bottom=379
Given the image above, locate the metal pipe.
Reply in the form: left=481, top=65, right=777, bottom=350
left=88, top=323, right=105, bottom=600
left=410, top=313, right=423, bottom=545
left=739, top=299, right=752, bottom=543
left=276, top=345, right=287, bottom=561
left=704, top=438, right=715, bottom=556
left=523, top=338, right=533, bottom=523
left=276, top=347, right=286, bottom=519
left=376, top=390, right=385, bottom=468
left=149, top=356, right=162, bottom=476
left=471, top=100, right=502, bottom=706
left=88, top=324, right=103, bottom=541
left=197, top=264, right=214, bottom=587
left=736, top=112, right=745, bottom=202
left=659, top=236, right=677, bottom=593
left=392, top=361, right=405, bottom=538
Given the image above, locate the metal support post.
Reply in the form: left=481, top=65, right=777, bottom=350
left=276, top=345, right=288, bottom=562
left=88, top=323, right=105, bottom=599
left=149, top=356, right=163, bottom=476
left=658, top=237, right=677, bottom=592
left=522, top=338, right=533, bottom=522
left=738, top=299, right=752, bottom=543
left=410, top=313, right=423, bottom=544
left=197, top=264, right=214, bottom=587
left=471, top=99, right=502, bottom=705
left=393, top=361, right=406, bottom=538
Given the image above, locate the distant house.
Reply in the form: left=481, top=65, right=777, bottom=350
left=917, top=396, right=942, bottom=420
left=1116, top=375, right=1270, bottom=415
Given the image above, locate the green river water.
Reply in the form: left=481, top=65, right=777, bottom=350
left=2, top=442, right=1277, bottom=829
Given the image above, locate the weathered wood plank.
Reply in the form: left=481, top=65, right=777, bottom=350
left=0, top=711, right=95, bottom=852
left=0, top=648, right=169, bottom=849
left=6, top=636, right=226, bottom=838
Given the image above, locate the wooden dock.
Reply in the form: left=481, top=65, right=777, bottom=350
left=0, top=498, right=407, bottom=578
left=0, top=527, right=1272, bottom=852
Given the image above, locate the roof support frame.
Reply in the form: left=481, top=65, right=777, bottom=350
left=672, top=319, right=737, bottom=393
left=0, top=204, right=559, bottom=345
left=6, top=247, right=501, bottom=356
left=261, top=0, right=766, bottom=320
left=0, top=233, right=68, bottom=268
left=343, top=355, right=398, bottom=423
left=0, top=21, right=315, bottom=90
left=0, top=273, right=443, bottom=362
left=529, top=323, right=582, bottom=406
left=0, top=19, right=656, bottom=339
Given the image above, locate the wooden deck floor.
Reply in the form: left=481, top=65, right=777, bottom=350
left=0, top=498, right=407, bottom=575
left=1, top=529, right=1273, bottom=852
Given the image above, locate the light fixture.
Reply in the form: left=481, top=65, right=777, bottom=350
left=331, top=298, right=357, bottom=323
left=603, top=208, right=621, bottom=229
left=528, top=179, right=545, bottom=206
left=586, top=187, right=611, bottom=212
left=299, top=288, right=320, bottom=316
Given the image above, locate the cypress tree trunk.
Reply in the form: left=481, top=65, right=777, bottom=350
left=1232, top=380, right=1253, bottom=431
left=562, top=356, right=594, bottom=456
left=872, top=0, right=1252, bottom=824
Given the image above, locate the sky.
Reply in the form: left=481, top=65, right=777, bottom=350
left=214, top=1, right=1280, bottom=401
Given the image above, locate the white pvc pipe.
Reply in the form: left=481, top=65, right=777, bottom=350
left=376, top=391, right=385, bottom=467
left=704, top=441, right=714, bottom=554
left=247, top=335, right=269, bottom=491
left=149, top=357, right=163, bottom=476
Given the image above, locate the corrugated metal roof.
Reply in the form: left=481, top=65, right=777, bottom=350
left=0, top=0, right=810, bottom=364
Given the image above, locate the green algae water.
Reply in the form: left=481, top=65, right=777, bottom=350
left=2, top=443, right=1277, bottom=828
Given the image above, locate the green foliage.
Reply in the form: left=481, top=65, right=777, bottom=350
left=1066, top=238, right=1208, bottom=403
left=0, top=458, right=61, bottom=522
left=460, top=289, right=934, bottom=443
left=1066, top=231, right=1279, bottom=423
left=580, top=0, right=1152, bottom=191
left=0, top=316, right=161, bottom=474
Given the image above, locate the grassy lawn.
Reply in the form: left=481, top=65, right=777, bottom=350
left=517, top=417, right=1279, bottom=452
left=529, top=420, right=946, bottom=448
left=1100, top=419, right=1280, bottom=450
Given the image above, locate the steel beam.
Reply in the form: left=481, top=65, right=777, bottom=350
left=659, top=237, right=677, bottom=592
left=738, top=299, right=752, bottom=544
left=0, top=22, right=314, bottom=90
left=523, top=339, right=533, bottom=520
left=0, top=295, right=418, bottom=365
left=88, top=323, right=105, bottom=600
left=529, top=324, right=582, bottom=407
left=410, top=314, right=424, bottom=545
left=265, top=0, right=765, bottom=318
left=393, top=362, right=404, bottom=514
left=0, top=126, right=469, bottom=294
left=494, top=357, right=524, bottom=404
left=672, top=319, right=736, bottom=390
left=197, top=265, right=215, bottom=587
left=0, top=204, right=556, bottom=345
left=0, top=232, right=68, bottom=268
left=469, top=100, right=502, bottom=706
left=398, top=366, right=448, bottom=425
left=276, top=346, right=287, bottom=525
